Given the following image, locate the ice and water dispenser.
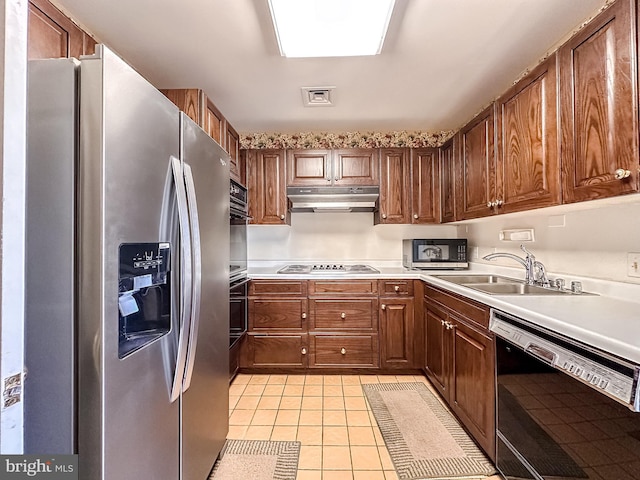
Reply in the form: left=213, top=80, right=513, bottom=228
left=118, top=243, right=171, bottom=358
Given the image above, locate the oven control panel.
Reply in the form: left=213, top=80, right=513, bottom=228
left=491, top=311, right=637, bottom=409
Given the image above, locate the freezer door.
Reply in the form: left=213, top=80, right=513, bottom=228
left=78, top=46, right=181, bottom=480
left=180, top=113, right=230, bottom=480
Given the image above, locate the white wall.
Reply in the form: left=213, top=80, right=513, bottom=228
left=248, top=212, right=458, bottom=262
left=464, top=196, right=640, bottom=284
left=0, top=0, right=27, bottom=454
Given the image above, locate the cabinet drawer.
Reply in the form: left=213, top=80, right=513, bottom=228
left=310, top=299, right=378, bottom=331
left=249, top=280, right=307, bottom=296
left=248, top=298, right=307, bottom=331
left=310, top=335, right=379, bottom=368
left=309, top=280, right=377, bottom=295
left=425, top=284, right=489, bottom=330
left=378, top=279, right=414, bottom=296
left=247, top=334, right=308, bottom=368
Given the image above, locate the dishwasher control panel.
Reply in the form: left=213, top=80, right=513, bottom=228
left=490, top=310, right=638, bottom=410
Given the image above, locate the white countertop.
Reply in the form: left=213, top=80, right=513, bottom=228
left=248, top=261, right=640, bottom=364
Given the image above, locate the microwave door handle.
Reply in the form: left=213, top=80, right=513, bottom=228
left=181, top=163, right=202, bottom=393
left=169, top=155, right=193, bottom=403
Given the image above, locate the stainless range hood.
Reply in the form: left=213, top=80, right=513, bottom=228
left=287, top=186, right=379, bottom=213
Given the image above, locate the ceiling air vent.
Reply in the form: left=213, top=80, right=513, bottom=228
left=301, top=86, right=335, bottom=107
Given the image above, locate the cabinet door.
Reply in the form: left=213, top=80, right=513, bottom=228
left=450, top=318, right=495, bottom=460
left=287, top=149, right=332, bottom=186
left=28, top=0, right=95, bottom=59
left=226, top=123, right=241, bottom=182
left=424, top=301, right=450, bottom=401
left=247, top=149, right=288, bottom=224
left=205, top=97, right=225, bottom=149
left=333, top=149, right=379, bottom=186
left=497, top=55, right=560, bottom=213
left=248, top=298, right=307, bottom=332
left=456, top=105, right=497, bottom=220
left=377, top=148, right=410, bottom=224
left=440, top=137, right=456, bottom=223
left=246, top=334, right=308, bottom=368
left=380, top=298, right=414, bottom=368
left=411, top=148, right=440, bottom=224
left=559, top=0, right=639, bottom=203
left=161, top=89, right=203, bottom=128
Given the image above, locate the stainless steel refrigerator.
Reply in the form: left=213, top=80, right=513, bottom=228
left=25, top=45, right=229, bottom=479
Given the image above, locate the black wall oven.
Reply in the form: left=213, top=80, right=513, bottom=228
left=229, top=179, right=248, bottom=348
left=491, top=309, right=640, bottom=480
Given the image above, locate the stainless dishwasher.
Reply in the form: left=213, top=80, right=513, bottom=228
left=490, top=309, right=640, bottom=480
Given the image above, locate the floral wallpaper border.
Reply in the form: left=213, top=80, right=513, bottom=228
left=240, top=130, right=455, bottom=150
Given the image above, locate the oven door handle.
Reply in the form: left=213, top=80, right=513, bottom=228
left=231, top=277, right=250, bottom=289
left=230, top=205, right=253, bottom=220
left=525, top=343, right=557, bottom=366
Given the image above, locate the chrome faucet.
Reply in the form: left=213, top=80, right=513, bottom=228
left=483, top=245, right=547, bottom=286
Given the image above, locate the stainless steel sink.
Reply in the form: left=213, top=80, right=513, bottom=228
left=465, top=283, right=572, bottom=296
left=434, top=274, right=521, bottom=285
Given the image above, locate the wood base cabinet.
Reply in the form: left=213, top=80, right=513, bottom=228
left=423, top=284, right=495, bottom=461
left=245, top=334, right=308, bottom=368
left=379, top=280, right=416, bottom=369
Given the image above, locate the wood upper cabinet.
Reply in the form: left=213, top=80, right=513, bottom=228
left=411, top=148, right=440, bottom=224
left=559, top=0, right=639, bottom=203
left=162, top=89, right=246, bottom=184
left=456, top=104, right=497, bottom=220
left=287, top=149, right=378, bottom=186
left=333, top=149, right=379, bottom=186
left=28, top=0, right=96, bottom=60
left=287, top=150, right=332, bottom=186
left=440, top=137, right=456, bottom=223
left=496, top=54, right=561, bottom=213
left=226, top=123, right=241, bottom=182
left=246, top=149, right=289, bottom=225
left=376, top=148, right=410, bottom=224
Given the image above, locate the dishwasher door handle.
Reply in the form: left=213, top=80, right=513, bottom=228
left=525, top=343, right=556, bottom=366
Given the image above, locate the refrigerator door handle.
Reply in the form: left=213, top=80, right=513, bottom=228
left=169, top=155, right=193, bottom=402
left=181, top=162, right=202, bottom=393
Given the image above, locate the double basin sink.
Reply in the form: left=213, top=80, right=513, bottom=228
left=434, top=274, right=584, bottom=296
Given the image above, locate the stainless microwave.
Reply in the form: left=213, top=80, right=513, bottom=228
left=403, top=239, right=468, bottom=270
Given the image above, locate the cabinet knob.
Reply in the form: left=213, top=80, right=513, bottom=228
left=440, top=319, right=446, bottom=327
left=487, top=201, right=496, bottom=208
left=340, top=348, right=346, bottom=355
left=445, top=321, right=454, bottom=330
left=381, top=213, right=387, bottom=219
left=381, top=304, right=386, bottom=310
left=614, top=168, right=631, bottom=180
left=340, top=312, right=346, bottom=319
left=394, top=285, right=400, bottom=292
left=280, top=214, right=285, bottom=220
left=302, top=313, right=307, bottom=319
left=413, top=213, right=418, bottom=219
left=496, top=199, right=503, bottom=207
left=301, top=347, right=307, bottom=355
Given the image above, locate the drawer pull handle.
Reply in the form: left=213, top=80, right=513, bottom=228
left=340, top=312, right=346, bottom=319
left=394, top=285, right=400, bottom=292
left=302, top=313, right=307, bottom=319
left=381, top=304, right=386, bottom=310
left=340, top=348, right=346, bottom=355
left=301, top=347, right=307, bottom=355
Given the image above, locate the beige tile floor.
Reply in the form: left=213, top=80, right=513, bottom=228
left=227, top=373, right=502, bottom=480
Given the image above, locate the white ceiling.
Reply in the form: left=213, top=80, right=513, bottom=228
left=53, top=0, right=607, bottom=134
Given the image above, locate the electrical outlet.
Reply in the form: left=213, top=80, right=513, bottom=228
left=628, top=253, right=640, bottom=277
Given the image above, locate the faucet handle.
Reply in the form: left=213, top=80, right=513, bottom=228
left=554, top=278, right=565, bottom=290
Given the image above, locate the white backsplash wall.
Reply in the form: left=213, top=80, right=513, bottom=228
left=463, top=197, right=640, bottom=284
left=248, top=213, right=458, bottom=262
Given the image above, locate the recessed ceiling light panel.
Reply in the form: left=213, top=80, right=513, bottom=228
left=268, top=0, right=395, bottom=58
